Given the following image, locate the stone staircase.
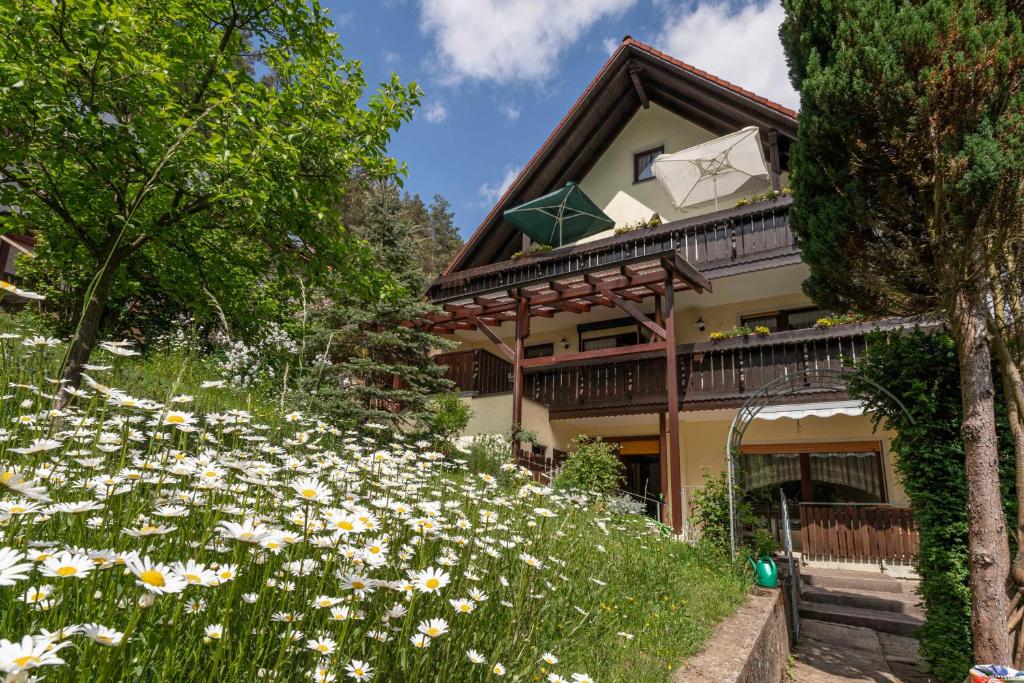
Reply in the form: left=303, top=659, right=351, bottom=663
left=798, top=567, right=924, bottom=636
left=793, top=567, right=933, bottom=681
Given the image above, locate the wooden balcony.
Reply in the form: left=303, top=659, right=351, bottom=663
left=427, top=197, right=798, bottom=305
left=434, top=320, right=905, bottom=417
left=433, top=348, right=512, bottom=396
left=527, top=322, right=884, bottom=418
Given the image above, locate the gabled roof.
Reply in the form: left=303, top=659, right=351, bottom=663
left=443, top=37, right=798, bottom=275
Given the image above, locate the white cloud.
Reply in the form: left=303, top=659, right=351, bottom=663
left=602, top=36, right=620, bottom=55
left=382, top=49, right=401, bottom=66
left=655, top=1, right=799, bottom=111
left=419, top=0, right=637, bottom=84
left=478, top=165, right=521, bottom=205
left=499, top=103, right=521, bottom=121
left=423, top=100, right=448, bottom=123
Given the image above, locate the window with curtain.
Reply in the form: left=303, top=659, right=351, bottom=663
left=633, top=146, right=664, bottom=183
left=739, top=444, right=885, bottom=504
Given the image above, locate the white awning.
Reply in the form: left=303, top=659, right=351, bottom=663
left=752, top=400, right=867, bottom=421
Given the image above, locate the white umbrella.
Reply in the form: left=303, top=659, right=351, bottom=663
left=651, top=126, right=771, bottom=211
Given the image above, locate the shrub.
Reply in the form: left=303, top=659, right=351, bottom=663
left=690, top=468, right=753, bottom=555
left=423, top=392, right=472, bottom=447
left=553, top=436, right=623, bottom=496
left=606, top=492, right=647, bottom=517
left=462, top=432, right=514, bottom=478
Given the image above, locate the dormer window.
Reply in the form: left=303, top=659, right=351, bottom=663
left=633, top=145, right=664, bottom=183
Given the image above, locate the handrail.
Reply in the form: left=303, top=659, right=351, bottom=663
left=796, top=501, right=908, bottom=507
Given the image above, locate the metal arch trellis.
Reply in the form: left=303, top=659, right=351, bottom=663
left=725, top=368, right=914, bottom=559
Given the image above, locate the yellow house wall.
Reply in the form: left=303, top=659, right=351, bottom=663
left=459, top=394, right=564, bottom=453
left=497, top=412, right=905, bottom=505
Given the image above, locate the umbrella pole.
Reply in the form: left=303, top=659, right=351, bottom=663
left=713, top=175, right=719, bottom=212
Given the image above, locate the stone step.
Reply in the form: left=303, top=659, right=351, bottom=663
left=800, top=567, right=910, bottom=594
left=801, top=585, right=924, bottom=618
left=798, top=602, right=922, bottom=636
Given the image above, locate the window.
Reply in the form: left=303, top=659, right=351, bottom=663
left=633, top=146, right=664, bottom=183
left=524, top=343, right=553, bottom=359
left=740, top=306, right=833, bottom=332
left=581, top=332, right=637, bottom=352
left=739, top=442, right=886, bottom=504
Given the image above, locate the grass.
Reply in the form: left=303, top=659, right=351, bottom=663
left=0, top=326, right=750, bottom=681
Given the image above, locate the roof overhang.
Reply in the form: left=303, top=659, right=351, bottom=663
left=443, top=37, right=798, bottom=274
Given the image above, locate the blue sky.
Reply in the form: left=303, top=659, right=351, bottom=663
left=325, top=1, right=797, bottom=240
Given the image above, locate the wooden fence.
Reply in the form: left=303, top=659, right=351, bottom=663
left=799, top=504, right=919, bottom=564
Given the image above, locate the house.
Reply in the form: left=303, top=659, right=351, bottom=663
left=422, top=37, right=917, bottom=566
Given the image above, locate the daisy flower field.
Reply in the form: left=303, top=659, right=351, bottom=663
left=0, top=328, right=749, bottom=682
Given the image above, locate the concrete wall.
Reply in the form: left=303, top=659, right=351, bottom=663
left=674, top=588, right=790, bottom=683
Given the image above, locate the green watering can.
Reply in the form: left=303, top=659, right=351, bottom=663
left=749, top=555, right=778, bottom=588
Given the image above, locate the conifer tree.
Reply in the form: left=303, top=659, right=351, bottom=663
left=301, top=181, right=457, bottom=431
left=781, top=0, right=1024, bottom=663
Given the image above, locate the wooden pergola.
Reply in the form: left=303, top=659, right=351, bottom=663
left=424, top=246, right=711, bottom=532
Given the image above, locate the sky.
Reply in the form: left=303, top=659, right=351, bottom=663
left=326, top=0, right=798, bottom=240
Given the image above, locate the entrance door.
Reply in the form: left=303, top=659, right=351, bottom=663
left=610, top=437, right=662, bottom=519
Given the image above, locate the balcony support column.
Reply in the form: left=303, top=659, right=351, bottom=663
left=662, top=269, right=684, bottom=533
left=512, top=296, right=530, bottom=455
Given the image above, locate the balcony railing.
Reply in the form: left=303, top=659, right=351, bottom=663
left=434, top=321, right=910, bottom=417
left=529, top=323, right=879, bottom=418
left=433, top=348, right=512, bottom=396
left=427, top=197, right=797, bottom=304
left=799, top=504, right=919, bottom=564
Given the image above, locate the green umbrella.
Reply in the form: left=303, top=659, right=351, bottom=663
left=503, top=182, right=615, bottom=247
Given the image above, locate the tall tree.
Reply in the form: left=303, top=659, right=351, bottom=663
left=424, top=194, right=463, bottom=279
left=301, top=181, right=455, bottom=430
left=781, top=0, right=1024, bottom=662
left=0, top=0, right=419, bottom=385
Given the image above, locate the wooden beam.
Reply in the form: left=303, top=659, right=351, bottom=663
left=662, top=251, right=712, bottom=293
left=521, top=342, right=666, bottom=369
left=469, top=317, right=514, bottom=362
left=585, top=295, right=615, bottom=308
left=614, top=287, right=644, bottom=303
left=628, top=61, right=650, bottom=109
left=551, top=300, right=591, bottom=314
left=767, top=128, right=782, bottom=191
left=443, top=302, right=482, bottom=315
left=596, top=285, right=667, bottom=340
left=658, top=412, right=668, bottom=526
left=512, top=298, right=529, bottom=437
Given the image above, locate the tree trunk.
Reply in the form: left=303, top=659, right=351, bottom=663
left=60, top=260, right=119, bottom=391
left=951, top=285, right=1013, bottom=665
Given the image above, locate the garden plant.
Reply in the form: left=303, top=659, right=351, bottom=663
left=0, top=316, right=749, bottom=681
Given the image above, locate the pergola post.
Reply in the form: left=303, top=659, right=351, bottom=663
left=662, top=269, right=683, bottom=533
left=511, top=296, right=529, bottom=457
left=654, top=294, right=670, bottom=526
